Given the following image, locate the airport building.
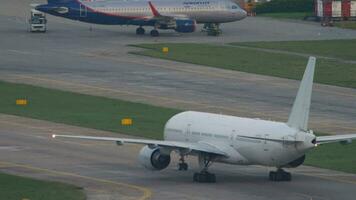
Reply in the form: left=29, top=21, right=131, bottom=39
left=315, top=0, right=356, bottom=20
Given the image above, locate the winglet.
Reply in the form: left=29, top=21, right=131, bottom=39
left=287, top=56, right=316, bottom=131
left=148, top=1, right=161, bottom=17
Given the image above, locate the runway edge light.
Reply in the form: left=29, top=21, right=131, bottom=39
left=121, top=118, right=133, bottom=126
left=16, top=99, right=28, bottom=106
left=162, top=47, right=169, bottom=53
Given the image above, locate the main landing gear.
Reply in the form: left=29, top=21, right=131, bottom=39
left=150, top=29, right=159, bottom=37
left=202, top=23, right=222, bottom=36
left=193, top=154, right=216, bottom=183
left=136, top=27, right=145, bottom=35
left=269, top=168, right=292, bottom=181
left=136, top=27, right=160, bottom=37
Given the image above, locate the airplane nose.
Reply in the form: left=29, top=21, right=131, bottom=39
left=35, top=4, right=48, bottom=12
left=239, top=9, right=247, bottom=19
left=35, top=4, right=56, bottom=13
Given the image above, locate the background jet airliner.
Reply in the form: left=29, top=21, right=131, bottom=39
left=53, top=57, right=356, bottom=182
left=35, top=0, right=247, bottom=36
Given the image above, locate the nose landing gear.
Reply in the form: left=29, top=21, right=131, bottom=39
left=202, top=23, right=222, bottom=36
left=150, top=29, right=159, bottom=37
left=269, top=168, right=292, bottom=181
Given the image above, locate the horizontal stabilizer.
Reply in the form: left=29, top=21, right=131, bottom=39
left=316, top=134, right=356, bottom=144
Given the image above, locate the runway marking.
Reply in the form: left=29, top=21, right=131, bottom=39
left=7, top=49, right=40, bottom=56
left=0, top=161, right=152, bottom=200
left=6, top=74, right=356, bottom=132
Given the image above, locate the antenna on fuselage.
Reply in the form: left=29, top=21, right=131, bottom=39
left=287, top=57, right=316, bottom=131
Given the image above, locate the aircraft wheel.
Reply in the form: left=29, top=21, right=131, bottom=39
left=136, top=27, right=145, bottom=35
left=269, top=169, right=292, bottom=181
left=178, top=163, right=188, bottom=171
left=193, top=171, right=216, bottom=183
left=150, top=29, right=159, bottom=37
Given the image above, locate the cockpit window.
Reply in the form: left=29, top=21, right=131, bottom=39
left=232, top=5, right=238, bottom=9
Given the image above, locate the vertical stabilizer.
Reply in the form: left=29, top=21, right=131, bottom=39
left=287, top=57, right=316, bottom=131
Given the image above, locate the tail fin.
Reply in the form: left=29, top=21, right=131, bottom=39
left=287, top=57, right=316, bottom=131
left=148, top=1, right=161, bottom=17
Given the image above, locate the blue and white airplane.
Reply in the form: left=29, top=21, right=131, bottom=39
left=35, top=0, right=247, bottom=36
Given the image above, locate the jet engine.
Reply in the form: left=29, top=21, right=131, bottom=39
left=138, top=145, right=171, bottom=170
left=174, top=19, right=196, bottom=33
left=283, top=155, right=305, bottom=168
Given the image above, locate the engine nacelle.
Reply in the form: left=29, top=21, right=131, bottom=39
left=138, top=145, right=171, bottom=170
left=282, top=155, right=305, bottom=168
left=174, top=19, right=196, bottom=33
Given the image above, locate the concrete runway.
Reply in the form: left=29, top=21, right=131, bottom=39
left=1, top=114, right=356, bottom=200
left=1, top=0, right=356, bottom=199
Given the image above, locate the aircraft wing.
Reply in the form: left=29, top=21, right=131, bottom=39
left=316, top=134, right=356, bottom=144
left=52, top=134, right=228, bottom=156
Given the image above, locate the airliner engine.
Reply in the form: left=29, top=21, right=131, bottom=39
left=138, top=145, right=171, bottom=170
left=174, top=19, right=196, bottom=33
left=157, top=19, right=196, bottom=33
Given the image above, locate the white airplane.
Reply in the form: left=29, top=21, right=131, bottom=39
left=53, top=57, right=356, bottom=182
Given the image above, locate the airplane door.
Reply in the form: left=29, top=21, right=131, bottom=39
left=263, top=134, right=269, bottom=152
left=185, top=124, right=191, bottom=142
left=230, top=129, right=236, bottom=147
left=80, top=4, right=87, bottom=17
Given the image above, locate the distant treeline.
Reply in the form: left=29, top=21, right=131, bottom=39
left=254, top=0, right=314, bottom=13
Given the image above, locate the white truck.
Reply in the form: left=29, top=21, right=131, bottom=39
left=29, top=9, right=47, bottom=32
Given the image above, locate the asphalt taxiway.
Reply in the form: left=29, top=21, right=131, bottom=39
left=1, top=0, right=356, bottom=199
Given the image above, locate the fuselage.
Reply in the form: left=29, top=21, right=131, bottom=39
left=36, top=0, right=247, bottom=26
left=164, top=111, right=316, bottom=167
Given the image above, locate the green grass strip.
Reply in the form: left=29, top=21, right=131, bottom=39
left=131, top=43, right=356, bottom=89
left=334, top=21, right=356, bottom=30
left=0, top=172, right=85, bottom=200
left=0, top=81, right=180, bottom=139
left=232, top=39, right=356, bottom=61
left=305, top=142, right=356, bottom=174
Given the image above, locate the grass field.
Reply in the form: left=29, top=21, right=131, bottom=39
left=131, top=43, right=356, bottom=89
left=334, top=21, right=356, bottom=30
left=1, top=81, right=356, bottom=173
left=233, top=39, right=356, bottom=61
left=0, top=81, right=180, bottom=139
left=305, top=141, right=356, bottom=174
left=257, top=12, right=312, bottom=20
left=0, top=172, right=85, bottom=200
